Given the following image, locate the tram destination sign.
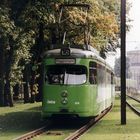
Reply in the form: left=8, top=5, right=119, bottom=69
left=55, top=58, right=76, bottom=64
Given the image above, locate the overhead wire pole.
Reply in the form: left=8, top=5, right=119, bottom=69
left=121, top=0, right=126, bottom=124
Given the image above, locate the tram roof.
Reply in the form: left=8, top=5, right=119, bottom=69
left=43, top=44, right=113, bottom=71
left=44, top=45, right=99, bottom=58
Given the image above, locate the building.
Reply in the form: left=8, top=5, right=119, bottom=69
left=127, top=50, right=140, bottom=91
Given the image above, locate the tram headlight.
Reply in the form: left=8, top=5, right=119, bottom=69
left=61, top=98, right=68, bottom=105
left=61, top=91, right=68, bottom=97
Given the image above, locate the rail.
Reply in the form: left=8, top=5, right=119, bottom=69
left=126, top=101, right=140, bottom=116
left=13, top=126, right=47, bottom=140
left=119, top=94, right=140, bottom=116
left=126, top=94, right=140, bottom=103
left=13, top=106, right=112, bottom=140
left=64, top=105, right=112, bottom=140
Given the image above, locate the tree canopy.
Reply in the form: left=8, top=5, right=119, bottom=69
left=0, top=0, right=127, bottom=106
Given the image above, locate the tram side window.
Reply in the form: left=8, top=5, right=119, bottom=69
left=89, top=62, right=97, bottom=84
left=98, top=64, right=105, bottom=84
left=106, top=69, right=111, bottom=85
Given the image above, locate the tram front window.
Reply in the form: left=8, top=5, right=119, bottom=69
left=46, top=65, right=87, bottom=85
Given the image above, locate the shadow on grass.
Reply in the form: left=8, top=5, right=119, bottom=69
left=0, top=112, right=139, bottom=140
left=0, top=107, right=47, bottom=134
left=0, top=98, right=139, bottom=138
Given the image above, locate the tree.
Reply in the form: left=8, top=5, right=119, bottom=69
left=0, top=7, right=16, bottom=106
left=47, top=0, right=120, bottom=53
left=0, top=37, right=5, bottom=106
left=0, top=0, right=130, bottom=106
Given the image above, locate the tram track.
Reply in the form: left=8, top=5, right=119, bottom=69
left=13, top=126, right=47, bottom=140
left=126, top=94, right=140, bottom=103
left=13, top=121, right=52, bottom=140
left=64, top=105, right=112, bottom=140
left=13, top=106, right=112, bottom=140
left=126, top=95, right=140, bottom=116
left=12, top=96, right=139, bottom=140
left=126, top=101, right=140, bottom=116
left=119, top=94, right=140, bottom=116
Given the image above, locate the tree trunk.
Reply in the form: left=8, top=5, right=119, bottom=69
left=13, top=84, right=19, bottom=100
left=35, top=23, right=44, bottom=102
left=5, top=79, right=14, bottom=107
left=0, top=38, right=5, bottom=106
left=23, top=64, right=30, bottom=103
left=4, top=36, right=14, bottom=107
left=36, top=64, right=43, bottom=102
left=30, top=70, right=36, bottom=103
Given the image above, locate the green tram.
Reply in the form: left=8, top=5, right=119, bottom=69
left=42, top=45, right=115, bottom=118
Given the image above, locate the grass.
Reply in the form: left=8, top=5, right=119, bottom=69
left=81, top=97, right=140, bottom=140
left=0, top=97, right=140, bottom=140
left=0, top=102, right=46, bottom=140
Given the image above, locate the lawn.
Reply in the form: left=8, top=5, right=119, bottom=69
left=0, top=102, right=46, bottom=140
left=81, top=97, right=140, bottom=140
left=0, top=97, right=140, bottom=140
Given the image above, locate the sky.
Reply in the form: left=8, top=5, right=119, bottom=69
left=126, top=0, right=140, bottom=51
left=107, top=0, right=140, bottom=67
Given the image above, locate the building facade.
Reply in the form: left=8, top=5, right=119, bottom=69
left=127, top=50, right=140, bottom=90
